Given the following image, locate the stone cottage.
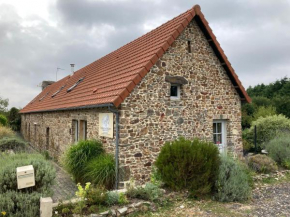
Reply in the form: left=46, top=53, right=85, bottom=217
left=20, top=5, right=251, bottom=186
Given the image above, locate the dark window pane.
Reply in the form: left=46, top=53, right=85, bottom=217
left=213, top=134, right=217, bottom=143
left=217, top=123, right=222, bottom=133
left=170, top=85, right=178, bottom=97
left=213, top=123, right=216, bottom=133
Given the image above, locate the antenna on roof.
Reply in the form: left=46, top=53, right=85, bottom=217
left=56, top=67, right=65, bottom=81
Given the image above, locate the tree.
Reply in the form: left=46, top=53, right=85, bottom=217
left=8, top=107, right=21, bottom=131
left=0, top=97, right=8, bottom=113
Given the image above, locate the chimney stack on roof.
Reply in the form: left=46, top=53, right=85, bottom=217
left=41, top=81, right=55, bottom=90
left=70, top=64, right=75, bottom=75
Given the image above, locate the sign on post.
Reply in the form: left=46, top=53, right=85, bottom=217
left=16, top=165, right=35, bottom=189
left=99, top=113, right=113, bottom=138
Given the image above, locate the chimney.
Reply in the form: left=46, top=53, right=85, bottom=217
left=70, top=64, right=75, bottom=75
left=41, top=81, right=55, bottom=90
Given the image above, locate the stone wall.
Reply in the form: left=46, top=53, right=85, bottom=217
left=21, top=108, right=117, bottom=159
left=118, top=19, right=242, bottom=183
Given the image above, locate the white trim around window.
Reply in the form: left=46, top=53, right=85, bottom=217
left=213, top=120, right=227, bottom=154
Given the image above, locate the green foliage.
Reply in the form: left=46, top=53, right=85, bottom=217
left=87, top=185, right=107, bottom=205
left=0, top=126, right=14, bottom=139
left=63, top=139, right=104, bottom=183
left=215, top=155, right=252, bottom=202
left=252, top=106, right=277, bottom=122
left=118, top=192, right=129, bottom=205
left=150, top=166, right=162, bottom=187
left=155, top=137, right=220, bottom=196
left=244, top=115, right=290, bottom=151
left=84, top=154, right=115, bottom=189
left=105, top=191, right=119, bottom=206
left=126, top=182, right=163, bottom=202
left=0, top=96, right=9, bottom=113
left=248, top=154, right=278, bottom=173
left=0, top=191, right=43, bottom=217
left=0, top=114, right=7, bottom=126
left=8, top=107, right=21, bottom=131
left=0, top=153, right=56, bottom=194
left=74, top=182, right=91, bottom=215
left=0, top=137, right=27, bottom=152
left=265, top=134, right=290, bottom=168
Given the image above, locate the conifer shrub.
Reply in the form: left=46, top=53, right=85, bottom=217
left=265, top=133, right=290, bottom=168
left=84, top=154, right=115, bottom=189
left=215, top=155, right=251, bottom=202
left=0, top=153, right=56, bottom=194
left=248, top=154, right=278, bottom=173
left=63, top=139, right=104, bottom=182
left=155, top=137, right=220, bottom=196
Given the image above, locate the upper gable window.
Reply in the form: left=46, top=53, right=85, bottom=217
left=170, top=84, right=180, bottom=100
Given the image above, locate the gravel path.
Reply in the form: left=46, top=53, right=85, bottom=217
left=251, top=182, right=290, bottom=217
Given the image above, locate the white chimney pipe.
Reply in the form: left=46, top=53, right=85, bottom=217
left=70, top=64, right=75, bottom=75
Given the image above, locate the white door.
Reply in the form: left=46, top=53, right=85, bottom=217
left=213, top=120, right=227, bottom=153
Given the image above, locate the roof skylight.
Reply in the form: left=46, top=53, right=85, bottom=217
left=67, top=77, right=84, bottom=93
left=39, top=92, right=50, bottom=101
left=52, top=85, right=65, bottom=98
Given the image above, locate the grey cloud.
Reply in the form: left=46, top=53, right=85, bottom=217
left=1, top=0, right=290, bottom=108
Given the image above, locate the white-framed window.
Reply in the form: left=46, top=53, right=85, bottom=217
left=170, top=84, right=180, bottom=100
left=213, top=120, right=227, bottom=153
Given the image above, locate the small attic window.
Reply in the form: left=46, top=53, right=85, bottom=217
left=67, top=77, right=84, bottom=93
left=52, top=85, right=65, bottom=98
left=39, top=92, right=50, bottom=101
left=187, top=41, right=191, bottom=53
left=170, top=84, right=180, bottom=100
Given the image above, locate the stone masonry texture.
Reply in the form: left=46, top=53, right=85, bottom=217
left=21, top=19, right=243, bottom=185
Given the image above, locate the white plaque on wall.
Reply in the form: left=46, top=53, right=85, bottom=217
left=99, top=113, right=113, bottom=138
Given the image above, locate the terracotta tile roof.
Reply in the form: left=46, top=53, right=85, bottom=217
left=21, top=5, right=250, bottom=114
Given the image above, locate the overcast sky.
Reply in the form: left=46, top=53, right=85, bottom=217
left=0, top=0, right=290, bottom=108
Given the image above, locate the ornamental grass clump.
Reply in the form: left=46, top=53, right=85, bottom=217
left=63, top=139, right=104, bottom=183
left=155, top=137, right=220, bottom=196
left=215, top=155, right=252, bottom=202
left=84, top=154, right=115, bottom=189
left=0, top=125, right=14, bottom=139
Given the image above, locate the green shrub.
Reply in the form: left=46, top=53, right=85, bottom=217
left=215, top=155, right=251, bottom=202
left=0, top=114, right=7, bottom=126
left=155, top=137, right=220, bottom=196
left=0, top=153, right=56, bottom=194
left=248, top=154, right=278, bottom=173
left=244, top=115, right=290, bottom=151
left=126, top=183, right=163, bottom=202
left=0, top=126, right=14, bottom=139
left=118, top=192, right=129, bottom=205
left=63, top=139, right=104, bottom=182
left=265, top=134, right=290, bottom=168
left=0, top=137, right=27, bottom=152
left=106, top=191, right=119, bottom=206
left=84, top=154, right=115, bottom=189
left=252, top=106, right=277, bottom=122
left=0, top=191, right=43, bottom=217
left=87, top=185, right=107, bottom=205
